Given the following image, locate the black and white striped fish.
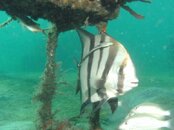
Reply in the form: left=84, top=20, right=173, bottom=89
left=76, top=28, right=139, bottom=114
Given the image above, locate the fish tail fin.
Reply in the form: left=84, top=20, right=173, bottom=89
left=170, top=117, right=174, bottom=129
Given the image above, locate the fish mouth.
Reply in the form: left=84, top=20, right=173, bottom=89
left=131, top=81, right=139, bottom=86
left=131, top=81, right=138, bottom=84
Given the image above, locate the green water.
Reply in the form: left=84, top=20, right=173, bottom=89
left=0, top=0, right=174, bottom=130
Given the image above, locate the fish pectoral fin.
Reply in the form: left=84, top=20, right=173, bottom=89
left=108, top=97, right=118, bottom=113
left=122, top=5, right=144, bottom=19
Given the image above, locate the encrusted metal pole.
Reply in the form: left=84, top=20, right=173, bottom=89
left=36, top=24, right=58, bottom=130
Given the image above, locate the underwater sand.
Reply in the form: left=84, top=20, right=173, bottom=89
left=0, top=71, right=173, bottom=130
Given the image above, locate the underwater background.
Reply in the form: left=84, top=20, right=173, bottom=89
left=0, top=0, right=174, bottom=130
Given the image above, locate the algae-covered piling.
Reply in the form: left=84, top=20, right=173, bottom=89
left=36, top=25, right=58, bottom=130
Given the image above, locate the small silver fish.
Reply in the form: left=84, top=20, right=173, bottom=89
left=16, top=16, right=43, bottom=33
left=119, top=103, right=173, bottom=130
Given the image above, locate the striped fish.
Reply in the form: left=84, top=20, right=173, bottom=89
left=76, top=28, right=139, bottom=114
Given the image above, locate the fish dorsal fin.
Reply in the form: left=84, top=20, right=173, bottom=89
left=77, top=28, right=96, bottom=59
left=76, top=28, right=95, bottom=46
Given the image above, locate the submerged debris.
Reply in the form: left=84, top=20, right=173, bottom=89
left=0, top=0, right=150, bottom=32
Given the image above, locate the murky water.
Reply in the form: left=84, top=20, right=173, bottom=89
left=0, top=0, right=173, bottom=129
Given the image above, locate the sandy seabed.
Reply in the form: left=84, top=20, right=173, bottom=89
left=0, top=72, right=173, bottom=130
